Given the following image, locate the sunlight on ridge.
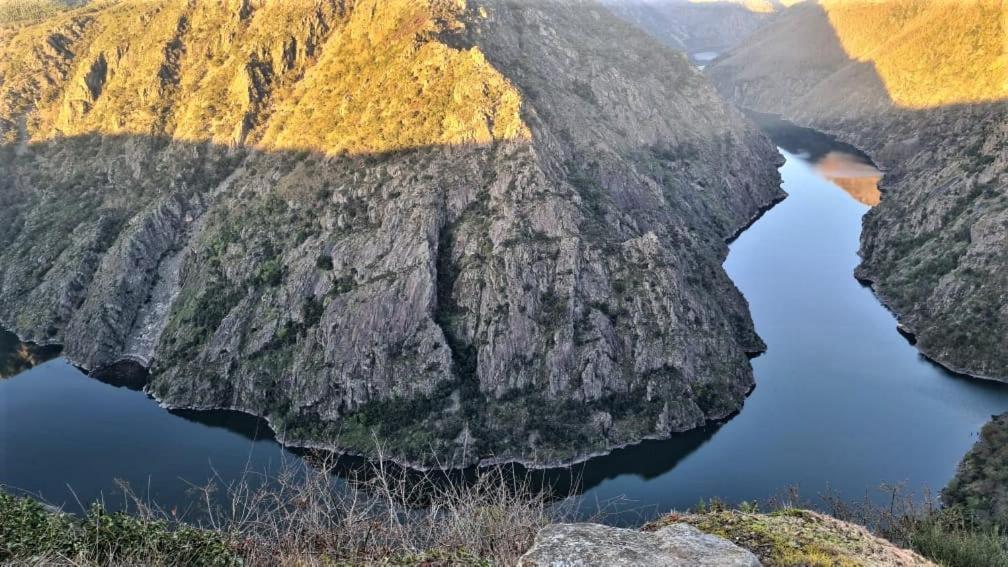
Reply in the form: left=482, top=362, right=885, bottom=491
left=0, top=0, right=530, bottom=156
left=821, top=0, right=1008, bottom=109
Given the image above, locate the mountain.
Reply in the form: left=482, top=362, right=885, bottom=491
left=707, top=0, right=1008, bottom=382
left=600, top=0, right=777, bottom=58
left=0, top=0, right=782, bottom=466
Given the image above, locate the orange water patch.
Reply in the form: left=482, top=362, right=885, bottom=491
left=815, top=150, right=882, bottom=206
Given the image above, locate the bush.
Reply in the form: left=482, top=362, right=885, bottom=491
left=824, top=485, right=1008, bottom=567
left=906, top=511, right=1008, bottom=567
left=0, top=492, right=238, bottom=566
left=255, top=259, right=285, bottom=287
left=315, top=253, right=333, bottom=271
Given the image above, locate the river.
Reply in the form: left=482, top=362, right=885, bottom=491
left=2, top=118, right=1006, bottom=524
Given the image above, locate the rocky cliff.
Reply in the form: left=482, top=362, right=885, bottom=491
left=707, top=0, right=1008, bottom=381
left=0, top=0, right=782, bottom=466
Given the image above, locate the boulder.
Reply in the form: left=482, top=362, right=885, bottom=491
left=518, top=522, right=761, bottom=566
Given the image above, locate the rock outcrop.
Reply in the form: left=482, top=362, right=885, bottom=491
left=0, top=0, right=782, bottom=466
left=658, top=509, right=936, bottom=566
left=518, top=522, right=761, bottom=566
left=706, top=0, right=1008, bottom=382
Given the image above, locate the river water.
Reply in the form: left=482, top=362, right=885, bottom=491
left=2, top=119, right=1007, bottom=523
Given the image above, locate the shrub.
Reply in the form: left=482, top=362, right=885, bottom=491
left=315, top=253, right=333, bottom=271
left=254, top=259, right=285, bottom=287
left=0, top=492, right=238, bottom=566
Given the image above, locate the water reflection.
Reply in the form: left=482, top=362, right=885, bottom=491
left=0, top=331, right=61, bottom=378
left=811, top=151, right=882, bottom=206
left=747, top=111, right=882, bottom=206
left=3, top=113, right=1007, bottom=526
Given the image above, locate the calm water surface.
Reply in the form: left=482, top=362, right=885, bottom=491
left=2, top=120, right=1007, bottom=522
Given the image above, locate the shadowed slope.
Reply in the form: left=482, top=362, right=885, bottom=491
left=0, top=0, right=782, bottom=466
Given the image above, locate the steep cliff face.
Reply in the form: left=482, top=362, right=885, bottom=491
left=707, top=0, right=1008, bottom=381
left=0, top=0, right=782, bottom=466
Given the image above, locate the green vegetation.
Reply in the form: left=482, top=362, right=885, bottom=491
left=0, top=0, right=78, bottom=24
left=0, top=492, right=237, bottom=566
left=944, top=413, right=1008, bottom=529
left=652, top=490, right=1008, bottom=567
left=315, top=253, right=333, bottom=271
left=902, top=509, right=1008, bottom=567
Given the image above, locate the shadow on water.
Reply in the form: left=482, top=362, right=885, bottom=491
left=745, top=111, right=874, bottom=165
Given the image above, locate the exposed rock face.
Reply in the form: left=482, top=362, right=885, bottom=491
left=518, top=522, right=761, bottom=566
left=0, top=0, right=782, bottom=466
left=706, top=0, right=1008, bottom=382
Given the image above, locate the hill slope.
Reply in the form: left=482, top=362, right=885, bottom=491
left=600, top=0, right=774, bottom=58
left=708, top=0, right=1008, bottom=382
left=0, top=0, right=782, bottom=466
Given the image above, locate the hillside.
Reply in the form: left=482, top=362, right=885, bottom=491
left=0, top=0, right=782, bottom=466
left=707, top=0, right=1008, bottom=382
left=944, top=412, right=1008, bottom=528
left=600, top=0, right=774, bottom=58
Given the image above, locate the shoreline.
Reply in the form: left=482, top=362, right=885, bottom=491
left=0, top=177, right=788, bottom=475
left=733, top=108, right=1007, bottom=386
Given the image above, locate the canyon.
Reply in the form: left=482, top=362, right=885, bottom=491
left=705, top=0, right=1008, bottom=528
left=0, top=0, right=782, bottom=466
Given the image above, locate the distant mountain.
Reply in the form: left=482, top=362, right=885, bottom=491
left=0, top=0, right=782, bottom=466
left=600, top=0, right=780, bottom=58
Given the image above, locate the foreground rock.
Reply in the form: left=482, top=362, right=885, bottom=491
left=660, top=509, right=935, bottom=567
left=0, top=0, right=782, bottom=466
left=518, top=522, right=761, bottom=566
left=706, top=0, right=1008, bottom=382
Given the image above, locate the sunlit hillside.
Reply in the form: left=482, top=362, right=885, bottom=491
left=0, top=0, right=87, bottom=24
left=821, top=0, right=1007, bottom=108
left=0, top=0, right=529, bottom=154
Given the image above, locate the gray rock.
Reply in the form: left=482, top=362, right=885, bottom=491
left=518, top=522, right=761, bottom=567
left=0, top=0, right=783, bottom=467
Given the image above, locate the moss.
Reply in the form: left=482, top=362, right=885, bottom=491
left=653, top=509, right=890, bottom=567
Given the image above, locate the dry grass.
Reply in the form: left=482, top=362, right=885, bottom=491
left=3, top=444, right=569, bottom=566
left=194, top=452, right=563, bottom=565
